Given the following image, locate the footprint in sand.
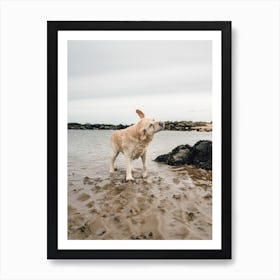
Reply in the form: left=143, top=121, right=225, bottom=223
left=172, top=194, right=181, bottom=200
left=68, top=205, right=76, bottom=214
left=173, top=178, right=180, bottom=184
left=129, top=208, right=140, bottom=216
left=157, top=205, right=165, bottom=213
left=83, top=176, right=94, bottom=185
left=186, top=211, right=195, bottom=222
left=77, top=193, right=90, bottom=201
left=204, top=193, right=212, bottom=200
left=71, top=187, right=84, bottom=193
left=86, top=201, right=95, bottom=208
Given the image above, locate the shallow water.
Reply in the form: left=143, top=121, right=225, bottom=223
left=68, top=130, right=212, bottom=179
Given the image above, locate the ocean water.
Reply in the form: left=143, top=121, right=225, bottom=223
left=68, top=130, right=212, bottom=179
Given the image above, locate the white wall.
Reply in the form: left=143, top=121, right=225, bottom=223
left=0, top=1, right=279, bottom=279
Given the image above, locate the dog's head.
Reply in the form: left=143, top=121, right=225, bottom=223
left=136, top=109, right=165, bottom=141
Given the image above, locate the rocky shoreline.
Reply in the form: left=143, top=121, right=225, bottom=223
left=154, top=140, right=212, bottom=170
left=68, top=121, right=212, bottom=132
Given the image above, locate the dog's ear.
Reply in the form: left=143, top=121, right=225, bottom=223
left=136, top=109, right=145, bottom=119
left=139, top=128, right=147, bottom=141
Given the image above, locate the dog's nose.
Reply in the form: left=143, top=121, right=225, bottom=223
left=159, top=122, right=165, bottom=128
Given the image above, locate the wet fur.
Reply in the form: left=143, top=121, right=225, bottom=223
left=110, top=109, right=164, bottom=181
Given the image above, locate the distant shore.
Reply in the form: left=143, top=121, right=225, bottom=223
left=68, top=121, right=212, bottom=132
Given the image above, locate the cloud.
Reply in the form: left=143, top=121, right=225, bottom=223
left=68, top=62, right=211, bottom=100
left=68, top=40, right=212, bottom=78
left=68, top=92, right=212, bottom=124
left=67, top=40, right=212, bottom=122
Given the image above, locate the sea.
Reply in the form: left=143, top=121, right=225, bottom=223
left=68, top=130, right=212, bottom=180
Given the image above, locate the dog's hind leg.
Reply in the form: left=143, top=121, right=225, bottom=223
left=109, top=149, right=119, bottom=174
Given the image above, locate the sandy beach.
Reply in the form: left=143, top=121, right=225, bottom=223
left=68, top=164, right=212, bottom=240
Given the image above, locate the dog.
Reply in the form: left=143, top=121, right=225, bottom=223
left=110, top=109, right=165, bottom=181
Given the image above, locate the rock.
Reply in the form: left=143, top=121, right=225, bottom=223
left=68, top=121, right=211, bottom=131
left=154, top=140, right=212, bottom=170
left=116, top=124, right=129, bottom=130
left=187, top=140, right=212, bottom=170
left=154, top=144, right=192, bottom=165
left=84, top=123, right=93, bottom=129
left=68, top=123, right=84, bottom=129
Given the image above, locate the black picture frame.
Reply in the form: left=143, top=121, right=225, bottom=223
left=47, top=21, right=231, bottom=259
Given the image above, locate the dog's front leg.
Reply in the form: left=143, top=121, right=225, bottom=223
left=125, top=155, right=134, bottom=181
left=141, top=152, right=148, bottom=178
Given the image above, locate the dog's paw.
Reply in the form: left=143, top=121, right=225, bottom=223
left=109, top=167, right=117, bottom=174
left=142, top=171, right=148, bottom=178
left=126, top=176, right=135, bottom=181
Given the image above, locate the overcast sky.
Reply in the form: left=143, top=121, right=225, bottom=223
left=68, top=40, right=212, bottom=124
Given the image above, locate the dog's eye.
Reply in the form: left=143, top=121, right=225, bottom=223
left=149, top=123, right=154, bottom=128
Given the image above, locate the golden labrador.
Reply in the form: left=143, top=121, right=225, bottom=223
left=110, top=109, right=164, bottom=181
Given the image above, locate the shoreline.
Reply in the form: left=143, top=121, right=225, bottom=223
left=68, top=121, right=212, bottom=132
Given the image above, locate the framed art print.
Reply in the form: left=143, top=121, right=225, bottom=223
left=47, top=21, right=231, bottom=259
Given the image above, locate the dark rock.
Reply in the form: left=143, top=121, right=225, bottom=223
left=92, top=124, right=102, bottom=129
left=116, top=124, right=129, bottom=130
left=68, top=121, right=211, bottom=131
left=154, top=144, right=192, bottom=166
left=187, top=140, right=212, bottom=170
left=154, top=140, right=212, bottom=170
left=68, top=123, right=84, bottom=129
left=84, top=123, right=93, bottom=129
left=68, top=123, right=130, bottom=130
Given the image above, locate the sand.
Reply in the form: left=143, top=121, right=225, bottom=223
left=68, top=164, right=212, bottom=240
